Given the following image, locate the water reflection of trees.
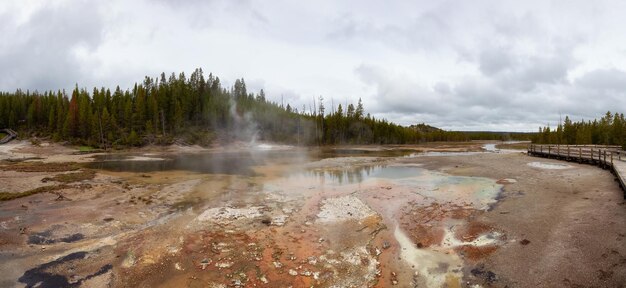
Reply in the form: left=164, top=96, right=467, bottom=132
left=309, top=165, right=385, bottom=184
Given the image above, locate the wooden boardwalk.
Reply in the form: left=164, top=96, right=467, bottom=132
left=0, top=128, right=17, bottom=144
left=528, top=144, right=626, bottom=197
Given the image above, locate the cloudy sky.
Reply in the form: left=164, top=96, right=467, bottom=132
left=1, top=0, right=626, bottom=131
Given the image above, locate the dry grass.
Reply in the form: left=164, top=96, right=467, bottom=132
left=42, top=170, right=96, bottom=183
left=0, top=184, right=70, bottom=201
left=0, top=161, right=81, bottom=172
left=495, top=143, right=529, bottom=150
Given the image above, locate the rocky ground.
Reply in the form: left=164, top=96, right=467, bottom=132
left=0, top=141, right=624, bottom=287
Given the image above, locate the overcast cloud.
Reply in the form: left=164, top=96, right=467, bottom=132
left=1, top=0, right=626, bottom=131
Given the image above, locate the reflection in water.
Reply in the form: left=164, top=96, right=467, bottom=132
left=305, top=165, right=430, bottom=185
left=87, top=148, right=416, bottom=175
left=89, top=152, right=265, bottom=175
left=307, top=165, right=383, bottom=185
left=285, top=164, right=501, bottom=211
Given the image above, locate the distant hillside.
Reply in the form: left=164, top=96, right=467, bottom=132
left=460, top=131, right=533, bottom=141
left=409, top=123, right=442, bottom=133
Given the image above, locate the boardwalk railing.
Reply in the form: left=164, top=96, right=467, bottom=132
left=528, top=144, right=626, bottom=198
left=0, top=128, right=17, bottom=144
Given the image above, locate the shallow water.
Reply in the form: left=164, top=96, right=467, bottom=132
left=87, top=148, right=416, bottom=175
left=527, top=161, right=571, bottom=169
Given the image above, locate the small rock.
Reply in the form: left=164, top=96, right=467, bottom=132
left=390, top=271, right=399, bottom=285
left=260, top=275, right=269, bottom=284
left=288, top=269, right=298, bottom=276
left=382, top=241, right=391, bottom=249
left=520, top=239, right=531, bottom=245
left=200, top=258, right=211, bottom=270
left=122, top=253, right=136, bottom=268
left=215, top=261, right=233, bottom=268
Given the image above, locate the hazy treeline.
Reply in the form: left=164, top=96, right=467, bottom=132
left=533, top=111, right=626, bottom=148
left=0, top=68, right=446, bottom=147
left=0, top=69, right=537, bottom=147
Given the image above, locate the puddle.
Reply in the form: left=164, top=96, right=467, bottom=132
left=483, top=143, right=498, bottom=152
left=527, top=161, right=571, bottom=169
left=18, top=252, right=112, bottom=288
left=127, top=156, right=167, bottom=161
left=28, top=232, right=84, bottom=245
left=412, top=151, right=484, bottom=157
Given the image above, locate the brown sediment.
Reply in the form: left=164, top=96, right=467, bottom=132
left=456, top=245, right=499, bottom=261
left=454, top=221, right=494, bottom=242
left=398, top=203, right=477, bottom=248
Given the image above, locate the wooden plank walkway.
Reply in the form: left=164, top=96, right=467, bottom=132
left=528, top=144, right=626, bottom=198
left=0, top=128, right=17, bottom=144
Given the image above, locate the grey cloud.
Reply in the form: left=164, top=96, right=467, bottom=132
left=476, top=46, right=574, bottom=94
left=327, top=10, right=451, bottom=52
left=355, top=64, right=454, bottom=115
left=575, top=68, right=626, bottom=92
left=0, top=1, right=104, bottom=91
left=478, top=48, right=514, bottom=76
left=1, top=0, right=625, bottom=131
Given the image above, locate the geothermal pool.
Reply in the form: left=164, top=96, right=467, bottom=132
left=81, top=148, right=505, bottom=287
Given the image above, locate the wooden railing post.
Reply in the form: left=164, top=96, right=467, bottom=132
left=548, top=146, right=551, bottom=157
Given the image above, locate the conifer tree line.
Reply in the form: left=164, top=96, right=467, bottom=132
left=533, top=112, right=626, bottom=148
left=0, top=68, right=455, bottom=147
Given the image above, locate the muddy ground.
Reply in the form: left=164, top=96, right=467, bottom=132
left=0, top=141, right=625, bottom=287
